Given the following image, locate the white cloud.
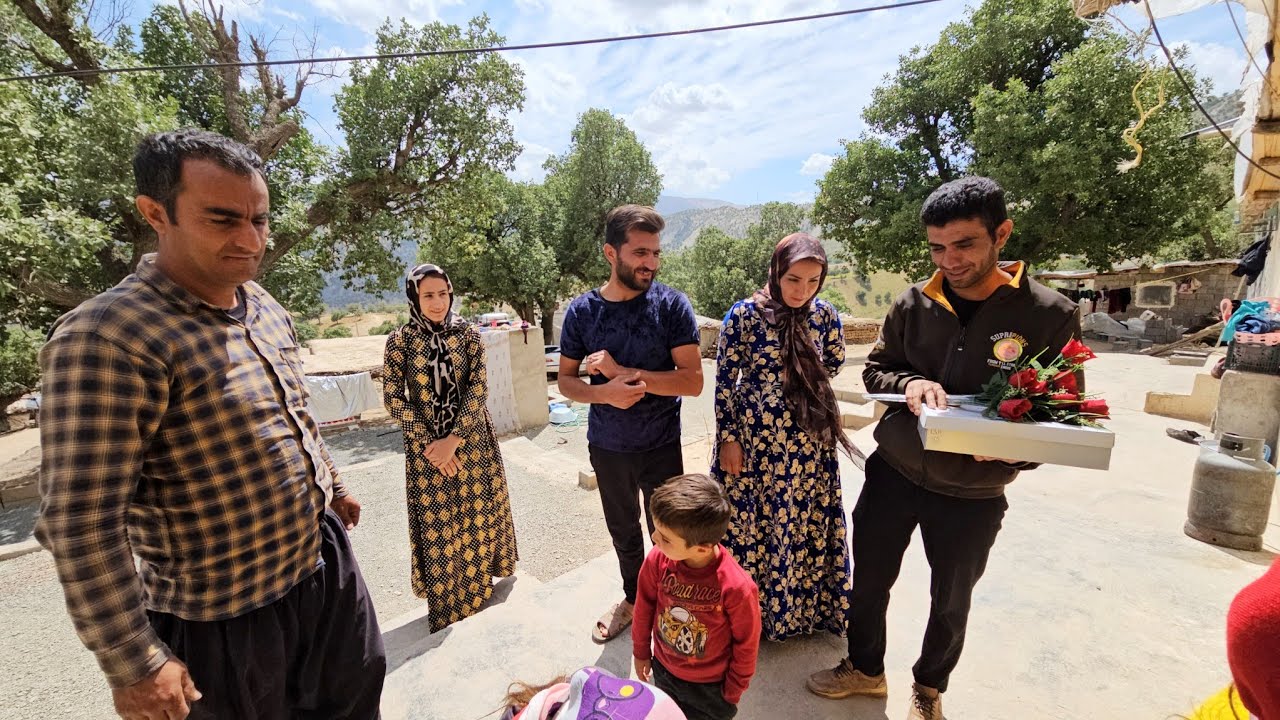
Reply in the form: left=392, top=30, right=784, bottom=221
left=511, top=141, right=555, bottom=182
left=303, top=0, right=464, bottom=32
left=266, top=0, right=969, bottom=200
left=800, top=152, right=834, bottom=176
left=1174, top=40, right=1250, bottom=96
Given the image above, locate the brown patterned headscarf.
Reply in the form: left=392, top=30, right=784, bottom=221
left=405, top=263, right=467, bottom=438
left=754, top=233, right=855, bottom=457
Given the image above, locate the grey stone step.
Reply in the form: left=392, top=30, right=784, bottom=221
left=838, top=399, right=885, bottom=430
left=500, top=436, right=593, bottom=486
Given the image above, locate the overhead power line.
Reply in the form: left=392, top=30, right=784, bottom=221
left=1143, top=0, right=1280, bottom=182
left=0, top=0, right=946, bottom=84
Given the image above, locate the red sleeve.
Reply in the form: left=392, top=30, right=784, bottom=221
left=632, top=549, right=663, bottom=661
left=721, top=569, right=762, bottom=704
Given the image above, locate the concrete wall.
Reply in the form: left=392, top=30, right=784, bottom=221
left=1249, top=232, right=1280, bottom=300
left=478, top=327, right=548, bottom=436
left=1213, top=370, right=1280, bottom=456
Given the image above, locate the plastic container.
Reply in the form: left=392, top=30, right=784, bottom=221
left=1184, top=433, right=1277, bottom=550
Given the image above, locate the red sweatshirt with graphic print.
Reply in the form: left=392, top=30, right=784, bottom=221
left=633, top=545, right=762, bottom=704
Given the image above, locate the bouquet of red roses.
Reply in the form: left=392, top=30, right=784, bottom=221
left=974, top=339, right=1110, bottom=425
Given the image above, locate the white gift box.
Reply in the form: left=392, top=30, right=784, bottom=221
left=918, top=406, right=1115, bottom=470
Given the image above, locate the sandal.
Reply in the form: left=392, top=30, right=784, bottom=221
left=591, top=601, right=634, bottom=644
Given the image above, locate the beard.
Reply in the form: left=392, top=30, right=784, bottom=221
left=947, top=247, right=1000, bottom=289
left=617, top=258, right=656, bottom=292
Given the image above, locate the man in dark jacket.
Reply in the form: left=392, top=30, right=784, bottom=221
left=805, top=177, right=1081, bottom=720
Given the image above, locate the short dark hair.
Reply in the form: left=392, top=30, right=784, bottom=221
left=920, top=176, right=1007, bottom=238
left=134, top=129, right=266, bottom=223
left=604, top=204, right=665, bottom=250
left=649, top=474, right=731, bottom=547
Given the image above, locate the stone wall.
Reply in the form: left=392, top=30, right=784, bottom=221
left=1092, top=265, right=1239, bottom=329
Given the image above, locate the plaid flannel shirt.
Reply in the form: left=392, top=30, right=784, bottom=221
left=35, top=254, right=346, bottom=688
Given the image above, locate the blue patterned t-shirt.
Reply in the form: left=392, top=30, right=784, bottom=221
left=559, top=282, right=699, bottom=453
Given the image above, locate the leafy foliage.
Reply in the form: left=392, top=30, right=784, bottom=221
left=543, top=109, right=663, bottom=286
left=814, top=0, right=1223, bottom=278
left=662, top=203, right=807, bottom=319
left=321, top=325, right=353, bottom=339
left=0, top=325, right=42, bottom=403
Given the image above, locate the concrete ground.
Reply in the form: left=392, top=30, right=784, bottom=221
left=383, top=352, right=1279, bottom=720
left=3, top=353, right=1277, bottom=719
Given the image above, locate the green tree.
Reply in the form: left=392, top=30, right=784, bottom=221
left=542, top=108, right=662, bottom=321
left=424, top=173, right=560, bottom=339
left=820, top=287, right=852, bottom=314
left=294, top=321, right=319, bottom=344
left=855, top=290, right=868, bottom=306
left=814, top=0, right=1218, bottom=278
left=0, top=325, right=42, bottom=404
left=677, top=203, right=807, bottom=319
left=2, top=2, right=524, bottom=327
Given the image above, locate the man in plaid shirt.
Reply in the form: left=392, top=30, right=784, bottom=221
left=36, top=130, right=385, bottom=719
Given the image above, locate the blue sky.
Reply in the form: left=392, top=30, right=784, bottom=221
left=128, top=0, right=1257, bottom=205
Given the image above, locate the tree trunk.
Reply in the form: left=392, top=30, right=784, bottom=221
left=511, top=302, right=535, bottom=325
left=1200, top=227, right=1221, bottom=259
left=539, top=300, right=559, bottom=345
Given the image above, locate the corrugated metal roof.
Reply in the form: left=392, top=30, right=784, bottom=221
left=1034, top=258, right=1239, bottom=280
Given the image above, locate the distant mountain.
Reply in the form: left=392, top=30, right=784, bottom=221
left=656, top=195, right=741, bottom=216
left=1196, top=89, right=1245, bottom=128
left=319, top=242, right=417, bottom=309
left=662, top=203, right=832, bottom=253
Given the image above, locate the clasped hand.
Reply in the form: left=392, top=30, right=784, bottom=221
left=586, top=350, right=647, bottom=410
left=425, top=434, right=462, bottom=476
left=112, top=659, right=201, bottom=720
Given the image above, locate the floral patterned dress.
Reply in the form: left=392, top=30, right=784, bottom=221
left=712, top=297, right=851, bottom=641
left=382, top=323, right=518, bottom=632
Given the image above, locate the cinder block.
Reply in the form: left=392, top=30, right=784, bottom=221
left=0, top=479, right=38, bottom=506
left=578, top=469, right=598, bottom=491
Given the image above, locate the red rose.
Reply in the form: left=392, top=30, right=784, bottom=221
left=1050, top=392, right=1079, bottom=403
left=1079, top=399, right=1110, bottom=418
left=1062, top=338, right=1097, bottom=364
left=1051, top=370, right=1078, bottom=395
left=1009, top=369, right=1040, bottom=389
left=998, top=398, right=1033, bottom=421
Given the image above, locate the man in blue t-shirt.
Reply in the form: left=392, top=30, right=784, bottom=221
left=558, top=204, right=704, bottom=644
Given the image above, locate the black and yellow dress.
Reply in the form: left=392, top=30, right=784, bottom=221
left=383, top=311, right=518, bottom=632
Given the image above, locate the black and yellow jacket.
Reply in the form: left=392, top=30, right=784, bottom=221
left=864, top=261, right=1081, bottom=499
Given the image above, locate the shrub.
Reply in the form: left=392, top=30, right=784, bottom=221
left=370, top=320, right=398, bottom=336
left=294, top=322, right=319, bottom=344
left=0, top=326, right=43, bottom=404
left=322, top=326, right=353, bottom=339
left=330, top=309, right=348, bottom=322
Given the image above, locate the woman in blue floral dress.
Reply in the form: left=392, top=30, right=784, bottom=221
left=712, top=233, right=855, bottom=641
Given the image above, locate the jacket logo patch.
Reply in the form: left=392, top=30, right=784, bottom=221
left=991, top=333, right=1027, bottom=363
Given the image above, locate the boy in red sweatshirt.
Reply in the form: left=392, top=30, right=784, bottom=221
left=633, top=474, right=762, bottom=720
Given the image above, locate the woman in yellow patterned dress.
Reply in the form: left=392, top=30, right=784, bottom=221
left=713, top=233, right=855, bottom=641
left=382, top=263, right=518, bottom=632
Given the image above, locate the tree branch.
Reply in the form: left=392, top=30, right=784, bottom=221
left=11, top=0, right=104, bottom=87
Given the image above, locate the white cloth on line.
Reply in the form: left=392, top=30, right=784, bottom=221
left=305, top=372, right=380, bottom=423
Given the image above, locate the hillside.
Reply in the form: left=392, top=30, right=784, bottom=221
left=319, top=242, right=417, bottom=308
left=655, top=195, right=741, bottom=215
left=660, top=203, right=850, bottom=261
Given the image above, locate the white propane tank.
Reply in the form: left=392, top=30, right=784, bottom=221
left=1184, top=433, right=1277, bottom=551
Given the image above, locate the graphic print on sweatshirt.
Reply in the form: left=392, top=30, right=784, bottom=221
left=655, top=568, right=721, bottom=659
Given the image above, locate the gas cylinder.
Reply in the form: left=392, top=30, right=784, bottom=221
left=1184, top=433, right=1277, bottom=551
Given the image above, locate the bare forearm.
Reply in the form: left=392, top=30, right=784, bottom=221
left=630, top=366, right=703, bottom=397
left=558, top=373, right=608, bottom=404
